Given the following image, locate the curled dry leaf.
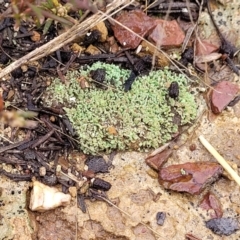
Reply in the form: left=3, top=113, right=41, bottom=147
left=195, top=52, right=222, bottom=63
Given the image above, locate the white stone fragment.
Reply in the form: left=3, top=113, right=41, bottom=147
left=29, top=180, right=71, bottom=212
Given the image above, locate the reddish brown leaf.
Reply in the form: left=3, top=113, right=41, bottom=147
left=199, top=191, right=223, bottom=219
left=149, top=19, right=185, bottom=48
left=210, top=81, right=239, bottom=114
left=158, top=162, right=223, bottom=195
left=145, top=149, right=172, bottom=171
left=195, top=39, right=219, bottom=56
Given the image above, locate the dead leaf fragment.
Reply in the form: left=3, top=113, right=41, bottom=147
left=149, top=20, right=185, bottom=48
left=195, top=39, right=219, bottom=56
left=210, top=81, right=239, bottom=114
left=199, top=191, right=223, bottom=219
left=158, top=162, right=223, bottom=195
left=145, top=149, right=172, bottom=171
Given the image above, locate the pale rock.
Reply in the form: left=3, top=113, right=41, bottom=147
left=29, top=180, right=71, bottom=212
left=85, top=45, right=101, bottom=55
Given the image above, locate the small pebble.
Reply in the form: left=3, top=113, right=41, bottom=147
left=39, top=167, right=46, bottom=176
left=206, top=217, right=240, bottom=236
left=156, top=212, right=166, bottom=226
left=69, top=187, right=77, bottom=198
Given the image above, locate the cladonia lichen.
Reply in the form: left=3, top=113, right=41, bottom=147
left=43, top=62, right=197, bottom=154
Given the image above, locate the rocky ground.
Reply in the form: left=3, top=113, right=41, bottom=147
left=1, top=0, right=240, bottom=239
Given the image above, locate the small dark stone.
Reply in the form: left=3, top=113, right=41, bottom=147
left=42, top=174, right=58, bottom=186
left=11, top=68, right=23, bottom=78
left=189, top=144, right=197, bottom=151
left=60, top=51, right=72, bottom=63
left=205, top=217, right=240, bottom=236
left=90, top=68, right=106, bottom=87
left=85, top=156, right=109, bottom=173
left=180, top=48, right=194, bottom=66
left=168, top=81, right=179, bottom=99
left=0, top=52, right=10, bottom=65
left=91, top=177, right=111, bottom=191
left=134, top=55, right=152, bottom=75
left=84, top=30, right=101, bottom=46
left=43, top=58, right=57, bottom=69
left=26, top=69, right=36, bottom=78
left=156, top=212, right=166, bottom=226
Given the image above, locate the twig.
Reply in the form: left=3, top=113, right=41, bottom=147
left=199, top=135, right=240, bottom=186
left=148, top=142, right=171, bottom=157
left=31, top=129, right=55, bottom=148
left=0, top=139, right=29, bottom=153
left=0, top=135, right=14, bottom=144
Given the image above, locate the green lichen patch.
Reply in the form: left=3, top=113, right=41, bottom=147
left=43, top=62, right=197, bottom=154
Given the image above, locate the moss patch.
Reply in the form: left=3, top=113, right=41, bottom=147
left=43, top=62, right=197, bottom=154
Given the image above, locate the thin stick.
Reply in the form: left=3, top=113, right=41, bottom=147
left=0, top=135, right=14, bottom=144
left=199, top=135, right=240, bottom=186
left=148, top=142, right=171, bottom=157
